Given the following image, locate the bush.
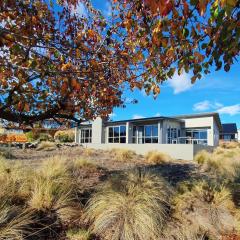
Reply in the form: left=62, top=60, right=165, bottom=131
left=145, top=150, right=172, bottom=164
left=172, top=181, right=240, bottom=239
left=54, top=130, right=75, bottom=143
left=36, top=141, right=56, bottom=151
left=110, top=148, right=136, bottom=162
left=85, top=170, right=171, bottom=240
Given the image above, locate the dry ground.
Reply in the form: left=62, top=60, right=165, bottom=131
left=6, top=145, right=204, bottom=187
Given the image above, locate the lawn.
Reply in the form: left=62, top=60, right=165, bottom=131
left=0, top=142, right=240, bottom=240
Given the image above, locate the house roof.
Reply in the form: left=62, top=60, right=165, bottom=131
left=172, top=112, right=222, bottom=131
left=105, top=116, right=183, bottom=125
left=221, top=123, right=238, bottom=134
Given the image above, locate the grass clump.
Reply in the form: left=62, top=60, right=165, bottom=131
left=196, top=148, right=240, bottom=182
left=72, top=158, right=97, bottom=171
left=83, top=148, right=96, bottom=157
left=172, top=181, right=240, bottom=239
left=145, top=150, right=172, bottom=164
left=66, top=228, right=92, bottom=240
left=54, top=130, right=75, bottom=143
left=194, top=150, right=210, bottom=165
left=110, top=148, right=136, bottom=162
left=85, top=170, right=171, bottom=240
left=36, top=141, right=56, bottom=151
left=0, top=202, right=33, bottom=240
left=220, top=141, right=240, bottom=149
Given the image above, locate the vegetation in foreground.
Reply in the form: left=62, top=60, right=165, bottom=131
left=0, top=143, right=240, bottom=239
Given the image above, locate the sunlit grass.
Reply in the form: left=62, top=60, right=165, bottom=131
left=85, top=170, right=171, bottom=240
left=145, top=150, right=172, bottom=164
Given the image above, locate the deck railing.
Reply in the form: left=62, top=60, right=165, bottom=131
left=171, top=137, right=207, bottom=145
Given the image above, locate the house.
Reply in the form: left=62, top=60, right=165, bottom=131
left=75, top=112, right=222, bottom=160
left=220, top=123, right=238, bottom=141
left=238, top=129, right=240, bottom=142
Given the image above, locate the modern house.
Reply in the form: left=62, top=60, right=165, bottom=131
left=75, top=112, right=222, bottom=160
left=220, top=123, right=238, bottom=141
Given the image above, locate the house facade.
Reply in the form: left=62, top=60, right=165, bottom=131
left=75, top=112, right=222, bottom=160
left=220, top=123, right=238, bottom=142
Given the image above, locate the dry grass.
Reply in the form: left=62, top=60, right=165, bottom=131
left=219, top=141, right=240, bottom=149
left=171, top=180, right=240, bottom=239
left=82, top=148, right=96, bottom=157
left=85, top=170, right=171, bottom=240
left=72, top=158, right=97, bottom=171
left=66, top=228, right=91, bottom=240
left=0, top=203, right=33, bottom=240
left=145, top=150, right=172, bottom=164
left=36, top=141, right=57, bottom=151
left=195, top=148, right=240, bottom=182
left=109, top=148, right=136, bottom=162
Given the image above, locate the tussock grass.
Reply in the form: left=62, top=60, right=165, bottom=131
left=195, top=148, right=240, bottom=182
left=145, top=150, right=172, bottom=164
left=38, top=156, right=69, bottom=179
left=85, top=170, right=171, bottom=240
left=66, top=228, right=91, bottom=240
left=72, top=158, right=97, bottom=171
left=36, top=141, right=57, bottom=151
left=219, top=141, right=240, bottom=149
left=0, top=158, right=32, bottom=204
left=110, top=148, right=136, bottom=161
left=82, top=148, right=96, bottom=157
left=0, top=202, right=33, bottom=240
left=172, top=180, right=240, bottom=239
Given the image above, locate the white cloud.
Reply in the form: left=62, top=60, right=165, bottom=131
left=132, top=114, right=144, bottom=119
left=109, top=113, right=116, bottom=118
left=217, top=104, right=240, bottom=116
left=155, top=112, right=161, bottom=117
left=168, top=71, right=192, bottom=94
left=193, top=100, right=211, bottom=111
left=193, top=100, right=223, bottom=112
left=73, top=2, right=87, bottom=16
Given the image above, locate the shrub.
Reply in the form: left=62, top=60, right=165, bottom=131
left=110, top=148, right=136, bottom=162
left=54, top=130, right=75, bottom=143
left=172, top=181, right=239, bottom=239
left=145, top=150, right=172, bottom=164
left=85, top=170, right=171, bottom=240
left=36, top=141, right=56, bottom=151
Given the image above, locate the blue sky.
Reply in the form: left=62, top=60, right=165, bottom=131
left=77, top=1, right=240, bottom=128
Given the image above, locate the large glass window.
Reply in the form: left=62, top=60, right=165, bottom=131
left=185, top=129, right=208, bottom=144
left=80, top=128, right=92, bottom=143
left=108, top=125, right=126, bottom=143
left=132, top=125, right=158, bottom=144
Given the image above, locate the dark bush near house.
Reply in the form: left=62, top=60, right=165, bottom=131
left=54, top=130, right=75, bottom=143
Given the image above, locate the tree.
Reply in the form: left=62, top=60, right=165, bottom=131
left=0, top=0, right=239, bottom=125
